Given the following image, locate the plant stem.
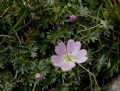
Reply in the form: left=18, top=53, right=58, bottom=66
left=88, top=73, right=93, bottom=91
left=0, top=35, right=11, bottom=38
left=32, top=80, right=38, bottom=91
left=78, top=64, right=100, bottom=90
left=62, top=72, right=64, bottom=86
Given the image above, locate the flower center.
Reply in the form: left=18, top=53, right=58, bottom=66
left=63, top=53, right=73, bottom=62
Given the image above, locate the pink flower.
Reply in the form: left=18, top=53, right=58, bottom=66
left=69, top=15, right=77, bottom=21
left=51, top=39, right=88, bottom=71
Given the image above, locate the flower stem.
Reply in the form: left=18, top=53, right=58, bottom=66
left=78, top=64, right=100, bottom=90
left=62, top=72, right=65, bottom=87
left=88, top=73, right=93, bottom=91
left=32, top=80, right=38, bottom=91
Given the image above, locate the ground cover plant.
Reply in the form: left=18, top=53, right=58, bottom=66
left=0, top=0, right=120, bottom=91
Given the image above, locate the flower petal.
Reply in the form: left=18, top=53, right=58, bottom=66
left=55, top=41, right=66, bottom=56
left=72, top=41, right=81, bottom=56
left=61, top=61, right=75, bottom=71
left=67, top=39, right=74, bottom=53
left=73, top=49, right=88, bottom=63
left=67, top=39, right=81, bottom=55
left=51, top=55, right=63, bottom=67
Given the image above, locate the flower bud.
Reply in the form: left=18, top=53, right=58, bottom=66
left=30, top=13, right=40, bottom=20
left=35, top=73, right=42, bottom=80
left=69, top=15, right=77, bottom=22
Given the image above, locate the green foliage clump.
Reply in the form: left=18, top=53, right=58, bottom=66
left=0, top=0, right=120, bottom=91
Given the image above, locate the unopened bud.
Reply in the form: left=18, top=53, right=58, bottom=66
left=30, top=13, right=40, bottom=20
left=35, top=73, right=42, bottom=80
left=69, top=15, right=77, bottom=22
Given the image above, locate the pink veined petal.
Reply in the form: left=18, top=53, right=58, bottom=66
left=76, top=49, right=87, bottom=56
left=72, top=41, right=81, bottom=56
left=60, top=61, right=75, bottom=71
left=67, top=39, right=75, bottom=53
left=67, top=39, right=81, bottom=55
left=74, top=56, right=88, bottom=63
left=73, top=49, right=88, bottom=63
left=51, top=55, right=63, bottom=67
left=55, top=41, right=66, bottom=56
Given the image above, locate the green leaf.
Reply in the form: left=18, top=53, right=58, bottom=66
left=97, top=55, right=107, bottom=72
